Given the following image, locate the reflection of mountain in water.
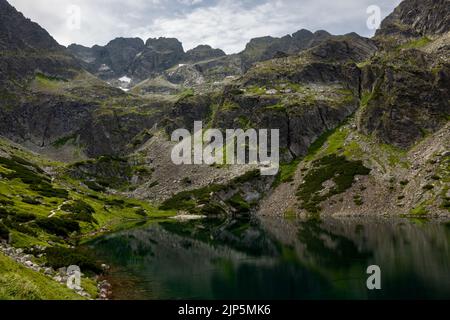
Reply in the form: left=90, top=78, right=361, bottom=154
left=88, top=217, right=450, bottom=300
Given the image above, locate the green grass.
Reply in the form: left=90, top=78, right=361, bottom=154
left=410, top=203, right=429, bottom=216
left=0, top=253, right=84, bottom=300
left=34, top=74, right=59, bottom=88
left=398, top=37, right=432, bottom=50
left=274, top=159, right=301, bottom=186
left=265, top=103, right=286, bottom=111
left=304, top=128, right=340, bottom=161
left=51, top=134, right=77, bottom=148
left=178, top=88, right=194, bottom=100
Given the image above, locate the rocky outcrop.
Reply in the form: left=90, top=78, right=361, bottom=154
left=68, top=38, right=145, bottom=79
left=184, top=45, right=226, bottom=63
left=359, top=0, right=450, bottom=148
left=376, top=0, right=450, bottom=40
left=239, top=29, right=333, bottom=70
left=358, top=49, right=449, bottom=148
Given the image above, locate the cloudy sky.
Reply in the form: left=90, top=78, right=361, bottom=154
left=9, top=0, right=402, bottom=53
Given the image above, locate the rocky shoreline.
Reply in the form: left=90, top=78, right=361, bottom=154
left=0, top=240, right=112, bottom=300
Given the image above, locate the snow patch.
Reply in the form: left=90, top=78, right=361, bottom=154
left=119, top=76, right=132, bottom=83
left=98, top=64, right=111, bottom=71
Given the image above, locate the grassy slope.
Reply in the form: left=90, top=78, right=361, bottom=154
left=0, top=137, right=175, bottom=299
left=0, top=253, right=83, bottom=300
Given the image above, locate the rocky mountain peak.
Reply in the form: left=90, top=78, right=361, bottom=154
left=184, top=45, right=226, bottom=63
left=376, top=0, right=450, bottom=38
left=145, top=37, right=184, bottom=54
left=292, top=29, right=314, bottom=41
left=107, top=37, right=145, bottom=50
left=0, top=0, right=62, bottom=51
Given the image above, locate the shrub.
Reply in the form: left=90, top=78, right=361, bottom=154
left=29, top=183, right=69, bottom=199
left=227, top=193, right=251, bottom=213
left=104, top=198, right=135, bottom=209
left=135, top=208, right=147, bottom=217
left=36, top=218, right=80, bottom=237
left=148, top=181, right=159, bottom=189
left=11, top=212, right=36, bottom=223
left=159, top=184, right=225, bottom=212
left=62, top=200, right=94, bottom=215
left=44, top=247, right=102, bottom=274
left=200, top=203, right=227, bottom=216
left=4, top=220, right=37, bottom=237
left=0, top=198, right=14, bottom=206
left=297, top=154, right=371, bottom=213
left=84, top=181, right=106, bottom=192
left=181, top=177, right=192, bottom=185
left=0, top=222, right=9, bottom=240
left=61, top=200, right=97, bottom=223
left=21, top=196, right=41, bottom=205
left=0, top=207, right=9, bottom=218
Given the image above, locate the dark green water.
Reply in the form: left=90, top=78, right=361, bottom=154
left=88, top=216, right=450, bottom=300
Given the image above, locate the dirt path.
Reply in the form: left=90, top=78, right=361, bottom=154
left=48, top=200, right=71, bottom=218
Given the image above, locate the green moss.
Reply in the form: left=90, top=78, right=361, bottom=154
left=178, top=88, right=194, bottom=100
left=221, top=100, right=240, bottom=111
left=51, top=134, right=77, bottom=148
left=297, top=154, right=371, bottom=213
left=398, top=37, right=432, bottom=50
left=353, top=195, right=364, bottom=206
left=265, top=103, right=286, bottom=111
left=410, top=204, right=429, bottom=216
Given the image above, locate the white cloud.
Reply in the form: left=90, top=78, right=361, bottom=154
left=8, top=0, right=401, bottom=53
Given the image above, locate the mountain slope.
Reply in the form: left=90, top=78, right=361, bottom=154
left=0, top=0, right=79, bottom=87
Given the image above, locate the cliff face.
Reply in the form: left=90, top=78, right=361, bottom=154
left=0, top=0, right=448, bottom=216
left=376, top=0, right=450, bottom=39
left=359, top=0, right=450, bottom=149
left=68, top=38, right=228, bottom=85
left=0, top=0, right=79, bottom=88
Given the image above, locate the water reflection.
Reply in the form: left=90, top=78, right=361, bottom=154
left=88, top=216, right=450, bottom=300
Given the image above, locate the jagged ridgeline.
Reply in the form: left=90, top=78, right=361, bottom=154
left=0, top=0, right=449, bottom=299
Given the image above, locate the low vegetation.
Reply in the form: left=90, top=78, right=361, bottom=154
left=297, top=154, right=371, bottom=213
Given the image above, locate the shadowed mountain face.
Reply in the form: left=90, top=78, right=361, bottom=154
left=68, top=37, right=227, bottom=84
left=0, top=0, right=79, bottom=87
left=66, top=29, right=338, bottom=86
left=0, top=0, right=61, bottom=51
